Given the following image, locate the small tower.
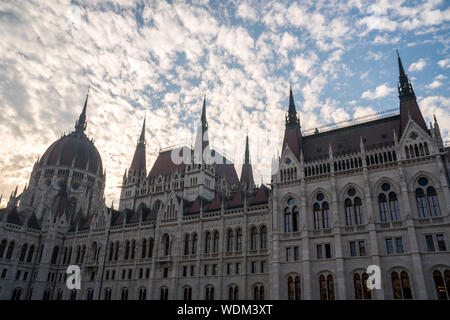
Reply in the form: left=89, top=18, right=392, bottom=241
left=282, top=85, right=303, bottom=160
left=240, top=135, right=255, bottom=192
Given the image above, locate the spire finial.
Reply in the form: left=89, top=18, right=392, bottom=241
left=75, top=86, right=90, bottom=132
left=138, top=115, right=146, bottom=145
left=397, top=51, right=415, bottom=100
left=201, top=95, right=207, bottom=130
left=286, top=83, right=300, bottom=127
left=244, top=135, right=250, bottom=164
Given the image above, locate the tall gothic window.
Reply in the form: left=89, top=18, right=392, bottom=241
left=229, top=285, right=239, bottom=300
left=260, top=226, right=268, bottom=249
left=251, top=227, right=258, bottom=250
left=415, top=177, right=441, bottom=217
left=183, top=286, right=192, bottom=300
left=148, top=238, right=154, bottom=257
left=142, top=239, right=147, bottom=259
left=236, top=228, right=242, bottom=251
left=288, top=276, right=301, bottom=300
left=204, top=232, right=211, bottom=254
left=254, top=284, right=264, bottom=300
left=344, top=188, right=364, bottom=226
left=162, top=234, right=170, bottom=256
left=313, top=193, right=330, bottom=230
left=213, top=231, right=219, bottom=253
left=391, top=271, right=412, bottom=299
left=432, top=270, right=450, bottom=300
left=205, top=285, right=214, bottom=300
left=353, top=272, right=372, bottom=299
left=227, top=230, right=234, bottom=252
left=378, top=183, right=401, bottom=222
left=284, top=198, right=299, bottom=232
left=160, top=287, right=168, bottom=300
left=184, top=234, right=190, bottom=256
left=319, top=274, right=335, bottom=300
left=192, top=233, right=197, bottom=255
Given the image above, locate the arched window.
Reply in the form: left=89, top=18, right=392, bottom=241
left=391, top=271, right=412, bottom=299
left=345, top=188, right=364, bottom=226
left=288, top=276, right=295, bottom=300
left=432, top=270, right=449, bottom=300
left=114, top=242, right=119, bottom=260
left=236, top=228, right=242, bottom=251
left=138, top=287, right=147, bottom=300
left=130, top=240, right=136, bottom=259
left=313, top=193, right=331, bottom=230
left=227, top=230, right=234, bottom=252
left=378, top=183, right=400, bottom=222
left=148, top=238, right=154, bottom=257
left=184, top=234, right=190, bottom=256
left=353, top=272, right=372, bottom=299
left=183, top=286, right=192, bottom=300
left=124, top=240, right=130, bottom=260
left=250, top=227, right=258, bottom=250
left=163, top=234, right=170, bottom=256
left=319, top=274, right=335, bottom=300
left=228, top=285, right=239, bottom=300
left=86, top=288, right=94, bottom=300
left=160, top=287, right=168, bottom=300
left=295, top=276, right=301, bottom=300
left=55, top=289, right=62, bottom=300
left=42, top=289, right=52, bottom=300
left=426, top=187, right=441, bottom=217
left=121, top=288, right=129, bottom=300
left=19, top=244, right=28, bottom=262
left=260, top=225, right=268, bottom=249
left=213, top=231, right=219, bottom=253
left=192, top=233, right=197, bottom=255
left=11, top=288, right=22, bottom=300
left=142, top=239, right=147, bottom=259
left=104, top=288, right=112, bottom=300
left=0, top=239, right=7, bottom=258
left=253, top=284, right=264, bottom=300
left=284, top=198, right=299, bottom=232
left=51, top=246, right=59, bottom=265
left=26, top=245, right=34, bottom=263
left=205, top=285, right=214, bottom=300
left=288, top=276, right=301, bottom=300
left=204, top=232, right=211, bottom=253
left=6, top=241, right=15, bottom=259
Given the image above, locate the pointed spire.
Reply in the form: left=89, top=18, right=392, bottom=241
left=138, top=115, right=146, bottom=146
left=75, top=86, right=90, bottom=132
left=397, top=50, right=415, bottom=100
left=129, top=116, right=147, bottom=174
left=201, top=95, right=208, bottom=132
left=244, top=135, right=250, bottom=164
left=14, top=185, right=18, bottom=197
left=286, top=84, right=300, bottom=127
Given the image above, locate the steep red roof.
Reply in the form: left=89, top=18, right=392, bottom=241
left=249, top=185, right=270, bottom=206
left=400, top=98, right=428, bottom=135
left=227, top=191, right=244, bottom=209
left=129, top=145, right=146, bottom=173
left=215, top=163, right=240, bottom=186
left=302, top=115, right=400, bottom=162
left=282, top=126, right=302, bottom=159
left=187, top=197, right=201, bottom=214
left=148, top=150, right=185, bottom=178
left=205, top=193, right=221, bottom=212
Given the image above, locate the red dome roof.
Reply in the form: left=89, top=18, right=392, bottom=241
left=39, top=131, right=103, bottom=175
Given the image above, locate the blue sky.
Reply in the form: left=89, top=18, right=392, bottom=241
left=0, top=0, right=449, bottom=204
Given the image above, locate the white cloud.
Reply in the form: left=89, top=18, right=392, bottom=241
left=438, top=59, right=450, bottom=69
left=361, top=83, right=395, bottom=100
left=408, top=58, right=427, bottom=72
left=427, top=80, right=442, bottom=89
left=236, top=2, right=258, bottom=21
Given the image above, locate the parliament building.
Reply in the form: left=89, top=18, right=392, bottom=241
left=0, top=54, right=449, bottom=300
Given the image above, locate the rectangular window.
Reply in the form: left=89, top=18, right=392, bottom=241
left=128, top=269, right=132, bottom=280
left=163, top=268, right=168, bottom=278
left=91, top=272, right=96, bottom=281
left=286, top=247, right=292, bottom=262
left=359, top=241, right=366, bottom=256
left=316, top=245, right=323, bottom=259
left=251, top=261, right=257, bottom=274
left=436, top=234, right=447, bottom=251
left=182, top=266, right=187, bottom=277
left=386, top=238, right=394, bottom=254
left=112, top=270, right=116, bottom=280
left=425, top=235, right=435, bottom=252
left=350, top=241, right=357, bottom=257
left=395, top=238, right=404, bottom=254
left=23, top=272, right=28, bottom=281
left=105, top=270, right=109, bottom=280
left=122, top=269, right=126, bottom=280
left=235, top=263, right=241, bottom=275
left=294, top=247, right=299, bottom=261
left=139, top=268, right=143, bottom=279
left=1, top=269, right=7, bottom=279
left=261, top=261, right=267, bottom=273
left=16, top=270, right=21, bottom=280
left=325, top=244, right=331, bottom=258
left=212, top=264, right=218, bottom=276
left=227, top=263, right=232, bottom=275
left=190, top=266, right=194, bottom=277
left=204, top=265, right=208, bottom=276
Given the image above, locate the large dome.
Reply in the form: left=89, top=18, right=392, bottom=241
left=38, top=89, right=103, bottom=175
left=39, top=131, right=103, bottom=175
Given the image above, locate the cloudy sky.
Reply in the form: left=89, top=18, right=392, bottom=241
left=0, top=0, right=449, bottom=207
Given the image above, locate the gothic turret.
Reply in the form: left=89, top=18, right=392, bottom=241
left=282, top=85, right=303, bottom=159
left=129, top=116, right=147, bottom=176
left=240, top=135, right=255, bottom=191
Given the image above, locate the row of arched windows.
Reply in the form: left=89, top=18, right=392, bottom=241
left=284, top=178, right=441, bottom=232
left=0, top=239, right=15, bottom=260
